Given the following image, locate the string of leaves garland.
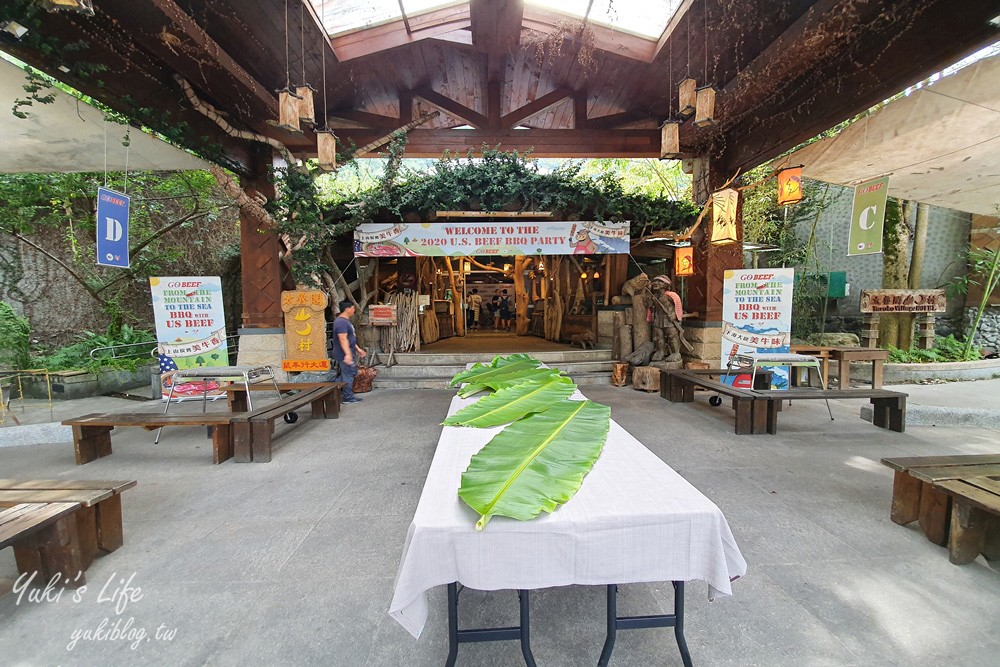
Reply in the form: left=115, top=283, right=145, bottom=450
left=272, top=146, right=698, bottom=288
left=444, top=354, right=612, bottom=531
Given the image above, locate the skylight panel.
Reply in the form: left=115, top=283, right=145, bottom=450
left=525, top=0, right=683, bottom=40
left=321, top=0, right=403, bottom=36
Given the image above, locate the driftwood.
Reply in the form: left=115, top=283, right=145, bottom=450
left=420, top=306, right=440, bottom=345
left=612, top=312, right=624, bottom=358
left=622, top=274, right=651, bottom=353
left=611, top=362, right=629, bottom=387
left=631, top=365, right=660, bottom=392
left=624, top=340, right=654, bottom=367
left=619, top=324, right=633, bottom=360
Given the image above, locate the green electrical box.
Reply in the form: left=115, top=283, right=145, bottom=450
left=825, top=271, right=848, bottom=298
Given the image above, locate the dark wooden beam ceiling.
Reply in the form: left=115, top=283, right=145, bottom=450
left=470, top=0, right=524, bottom=54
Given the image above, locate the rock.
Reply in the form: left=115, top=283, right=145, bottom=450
left=805, top=332, right=860, bottom=347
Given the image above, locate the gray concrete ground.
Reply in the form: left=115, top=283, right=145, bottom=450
left=1, top=379, right=999, bottom=666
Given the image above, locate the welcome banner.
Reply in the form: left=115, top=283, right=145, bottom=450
left=353, top=221, right=630, bottom=257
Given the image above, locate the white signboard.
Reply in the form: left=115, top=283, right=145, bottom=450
left=720, top=268, right=795, bottom=390
left=149, top=276, right=228, bottom=399
left=354, top=221, right=629, bottom=257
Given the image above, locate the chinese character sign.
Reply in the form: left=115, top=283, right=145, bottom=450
left=860, top=289, right=946, bottom=313
left=96, top=187, right=130, bottom=268
left=282, top=290, right=330, bottom=372
left=848, top=176, right=889, bottom=256
left=149, top=277, right=228, bottom=398
left=720, top=268, right=795, bottom=389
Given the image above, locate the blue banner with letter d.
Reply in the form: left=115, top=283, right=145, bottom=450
left=96, top=186, right=130, bottom=268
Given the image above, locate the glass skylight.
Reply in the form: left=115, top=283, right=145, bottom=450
left=318, top=0, right=463, bottom=38
left=526, top=0, right=683, bottom=40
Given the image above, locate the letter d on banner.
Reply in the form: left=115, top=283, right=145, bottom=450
left=96, top=186, right=130, bottom=268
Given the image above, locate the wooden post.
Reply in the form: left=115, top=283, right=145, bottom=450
left=240, top=147, right=283, bottom=328
left=514, top=255, right=530, bottom=335
left=917, top=313, right=936, bottom=350
left=861, top=313, right=880, bottom=348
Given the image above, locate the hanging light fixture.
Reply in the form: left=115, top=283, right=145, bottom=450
left=295, top=2, right=315, bottom=125
left=315, top=15, right=337, bottom=171
left=693, top=85, right=717, bottom=127
left=677, top=14, right=696, bottom=119
left=593, top=271, right=601, bottom=279
left=661, top=120, right=683, bottom=159
left=276, top=0, right=302, bottom=133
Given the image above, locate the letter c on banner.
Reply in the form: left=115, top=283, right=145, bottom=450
left=858, top=205, right=877, bottom=230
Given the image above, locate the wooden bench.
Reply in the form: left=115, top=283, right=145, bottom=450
left=752, top=388, right=908, bottom=434
left=1, top=502, right=85, bottom=588
left=881, top=455, right=1000, bottom=564
left=223, top=381, right=344, bottom=414
left=231, top=385, right=342, bottom=463
left=63, top=413, right=237, bottom=464
left=660, top=370, right=769, bottom=435
left=0, top=480, right=135, bottom=579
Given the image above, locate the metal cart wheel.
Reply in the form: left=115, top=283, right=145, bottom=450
left=283, top=412, right=299, bottom=424
left=708, top=395, right=723, bottom=407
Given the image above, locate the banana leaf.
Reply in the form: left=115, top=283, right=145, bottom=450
left=449, top=353, right=539, bottom=387
left=456, top=367, right=562, bottom=398
left=459, top=399, right=612, bottom=530
left=444, top=376, right=577, bottom=428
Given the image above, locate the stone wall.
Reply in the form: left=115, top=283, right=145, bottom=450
left=779, top=182, right=971, bottom=334
left=965, top=305, right=1000, bottom=352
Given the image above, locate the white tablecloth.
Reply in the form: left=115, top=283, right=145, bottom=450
left=388, top=387, right=747, bottom=639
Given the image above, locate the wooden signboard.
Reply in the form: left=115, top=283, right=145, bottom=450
left=860, top=289, right=947, bottom=313
left=369, top=304, right=398, bottom=326
left=281, top=290, right=329, bottom=372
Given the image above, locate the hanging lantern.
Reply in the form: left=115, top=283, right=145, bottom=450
left=674, top=246, right=694, bottom=276
left=660, top=120, right=683, bottom=160
left=693, top=85, right=717, bottom=128
left=316, top=130, right=337, bottom=172
left=40, top=0, right=94, bottom=15
left=277, top=89, right=302, bottom=132
left=678, top=78, right=697, bottom=119
left=295, top=85, right=316, bottom=125
left=777, top=166, right=804, bottom=206
left=710, top=188, right=740, bottom=245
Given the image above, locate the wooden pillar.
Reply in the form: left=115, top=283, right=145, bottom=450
left=687, top=156, right=744, bottom=323
left=240, top=147, right=283, bottom=328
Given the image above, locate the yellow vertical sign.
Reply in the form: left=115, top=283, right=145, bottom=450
left=281, top=290, right=330, bottom=372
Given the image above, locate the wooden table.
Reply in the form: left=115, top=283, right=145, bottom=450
left=831, top=347, right=889, bottom=389
left=789, top=345, right=833, bottom=387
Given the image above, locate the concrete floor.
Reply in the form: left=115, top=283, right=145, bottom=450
left=1, top=379, right=999, bottom=666
left=420, top=331, right=578, bottom=354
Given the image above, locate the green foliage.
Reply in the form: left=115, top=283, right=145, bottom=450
left=947, top=243, right=1000, bottom=358
left=34, top=325, right=157, bottom=372
left=447, top=355, right=611, bottom=531
left=887, top=335, right=982, bottom=363
left=0, top=301, right=32, bottom=370
left=11, top=66, right=56, bottom=119
left=275, top=147, right=698, bottom=286
left=882, top=198, right=904, bottom=268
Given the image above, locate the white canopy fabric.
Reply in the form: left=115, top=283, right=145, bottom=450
left=784, top=50, right=1000, bottom=216
left=0, top=57, right=210, bottom=173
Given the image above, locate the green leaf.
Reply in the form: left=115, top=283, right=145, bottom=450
left=459, top=399, right=611, bottom=530
left=456, top=367, right=561, bottom=398
left=444, top=376, right=577, bottom=428
left=449, top=353, right=540, bottom=387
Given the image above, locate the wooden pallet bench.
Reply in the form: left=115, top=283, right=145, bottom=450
left=881, top=455, right=1000, bottom=564
left=659, top=370, right=768, bottom=435
left=223, top=381, right=344, bottom=414
left=752, top=388, right=908, bottom=434
left=1, top=502, right=85, bottom=588
left=232, top=384, right=342, bottom=463
left=63, top=413, right=237, bottom=464
left=659, top=370, right=907, bottom=435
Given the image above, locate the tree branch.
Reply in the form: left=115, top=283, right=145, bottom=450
left=1, top=226, right=107, bottom=307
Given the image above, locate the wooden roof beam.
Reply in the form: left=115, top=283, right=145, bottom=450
left=471, top=0, right=524, bottom=54
left=328, top=129, right=661, bottom=157
left=588, top=111, right=655, bottom=130
left=501, top=87, right=573, bottom=128
left=97, top=0, right=277, bottom=122
left=328, top=109, right=402, bottom=129
left=521, top=6, right=657, bottom=62
left=414, top=87, right=488, bottom=129
left=331, top=4, right=472, bottom=60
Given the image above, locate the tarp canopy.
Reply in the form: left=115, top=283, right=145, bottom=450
left=784, top=49, right=1000, bottom=216
left=0, top=58, right=209, bottom=173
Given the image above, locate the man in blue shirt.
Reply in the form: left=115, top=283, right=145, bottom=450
left=333, top=300, right=367, bottom=403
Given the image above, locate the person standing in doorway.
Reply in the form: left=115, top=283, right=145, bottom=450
left=467, top=288, right=483, bottom=331
left=333, top=300, right=367, bottom=403
left=499, top=289, right=513, bottom=332
left=491, top=291, right=501, bottom=330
